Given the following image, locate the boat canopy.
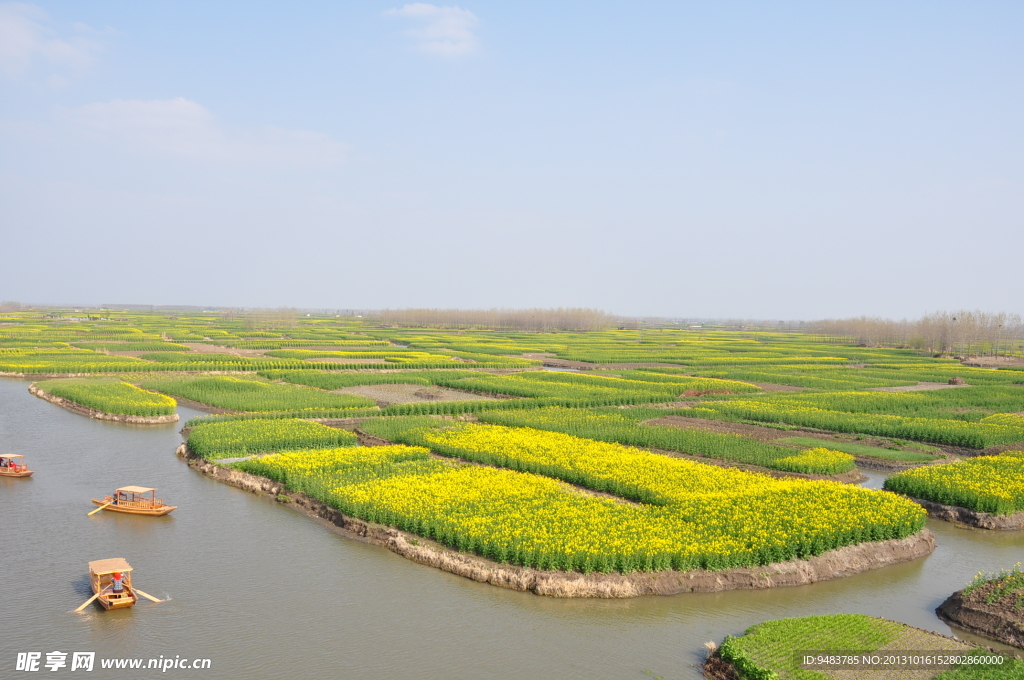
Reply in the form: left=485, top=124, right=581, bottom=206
left=2, top=454, right=24, bottom=459
left=116, top=486, right=155, bottom=494
left=89, top=558, right=133, bottom=575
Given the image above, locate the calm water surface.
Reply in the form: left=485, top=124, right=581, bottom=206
left=1, top=378, right=1021, bottom=679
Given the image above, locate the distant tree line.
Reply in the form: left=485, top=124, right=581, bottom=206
left=372, top=308, right=615, bottom=331
left=814, top=311, right=1024, bottom=356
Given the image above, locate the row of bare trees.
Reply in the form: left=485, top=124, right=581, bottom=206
left=371, top=308, right=615, bottom=331
left=814, top=311, right=1024, bottom=356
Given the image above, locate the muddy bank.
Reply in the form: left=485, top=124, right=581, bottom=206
left=904, top=496, right=1024, bottom=530
left=177, top=443, right=934, bottom=598
left=938, top=589, right=1024, bottom=649
left=28, top=384, right=179, bottom=424
left=701, top=650, right=740, bottom=680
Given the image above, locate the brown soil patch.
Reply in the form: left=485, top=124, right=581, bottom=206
left=963, top=356, right=1024, bottom=368
left=178, top=443, right=935, bottom=598
left=519, top=354, right=683, bottom=371
left=702, top=652, right=740, bottom=680
left=336, top=383, right=501, bottom=407
left=648, top=415, right=794, bottom=441
left=182, top=343, right=270, bottom=357
left=869, top=382, right=971, bottom=392
left=938, top=584, right=1024, bottom=649
left=745, top=382, right=808, bottom=392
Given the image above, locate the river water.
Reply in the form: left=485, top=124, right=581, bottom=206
left=1, top=378, right=1021, bottom=679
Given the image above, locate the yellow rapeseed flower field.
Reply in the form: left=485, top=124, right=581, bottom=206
left=236, top=426, right=925, bottom=574
left=884, top=451, right=1024, bottom=515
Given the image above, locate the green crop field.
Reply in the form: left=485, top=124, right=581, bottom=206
left=717, top=613, right=1022, bottom=680
left=187, top=418, right=357, bottom=459
left=474, top=407, right=855, bottom=475
left=777, top=436, right=941, bottom=462
left=140, top=376, right=375, bottom=413
left=35, top=378, right=177, bottom=416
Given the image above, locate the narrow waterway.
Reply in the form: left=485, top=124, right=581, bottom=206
left=1, top=378, right=1021, bottom=679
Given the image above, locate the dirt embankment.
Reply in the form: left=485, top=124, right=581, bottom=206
left=963, top=356, right=1024, bottom=368
left=869, top=382, right=971, bottom=392
left=938, top=587, right=1024, bottom=650
left=178, top=443, right=935, bottom=598
left=519, top=353, right=681, bottom=371
left=335, top=383, right=502, bottom=407
left=28, top=384, right=179, bottom=424
left=904, top=496, right=1024, bottom=530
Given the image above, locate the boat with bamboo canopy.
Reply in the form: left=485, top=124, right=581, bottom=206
left=0, top=454, right=33, bottom=478
left=75, top=558, right=164, bottom=612
left=84, top=558, right=138, bottom=610
left=89, top=486, right=177, bottom=516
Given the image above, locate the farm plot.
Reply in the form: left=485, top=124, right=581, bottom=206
left=187, top=418, right=357, bottom=459
left=141, top=376, right=375, bottom=413
left=883, top=451, right=1024, bottom=515
left=233, top=434, right=924, bottom=574
left=715, top=613, right=1018, bottom=680
left=34, top=377, right=177, bottom=416
left=475, top=407, right=855, bottom=475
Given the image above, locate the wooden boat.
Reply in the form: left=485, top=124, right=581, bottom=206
left=91, top=486, right=177, bottom=516
left=88, top=558, right=138, bottom=610
left=0, top=454, right=33, bottom=478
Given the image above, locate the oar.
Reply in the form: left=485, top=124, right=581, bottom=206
left=132, top=588, right=163, bottom=603
left=74, top=593, right=101, bottom=612
left=87, top=503, right=112, bottom=517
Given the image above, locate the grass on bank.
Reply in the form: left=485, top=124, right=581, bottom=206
left=719, top=613, right=1024, bottom=680
left=777, top=436, right=941, bottom=463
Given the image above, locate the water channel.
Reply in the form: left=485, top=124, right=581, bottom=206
left=1, top=377, right=1021, bottom=679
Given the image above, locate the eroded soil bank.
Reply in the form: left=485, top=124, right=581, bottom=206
left=937, top=588, right=1024, bottom=650
left=177, top=443, right=936, bottom=598
left=906, top=496, right=1024, bottom=530
left=28, top=384, right=179, bottom=424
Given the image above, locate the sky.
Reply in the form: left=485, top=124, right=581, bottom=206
left=1, top=1, right=1021, bottom=319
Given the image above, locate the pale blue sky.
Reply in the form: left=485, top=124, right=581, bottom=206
left=1, top=1, right=1021, bottom=318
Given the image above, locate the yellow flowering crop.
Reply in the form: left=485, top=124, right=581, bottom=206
left=884, top=451, right=1024, bottom=515
left=235, top=428, right=925, bottom=574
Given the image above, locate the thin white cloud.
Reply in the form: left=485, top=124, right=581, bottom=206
left=0, top=2, right=101, bottom=80
left=384, top=3, right=479, bottom=56
left=64, top=98, right=348, bottom=167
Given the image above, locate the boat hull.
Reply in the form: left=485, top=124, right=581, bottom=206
left=91, top=499, right=176, bottom=516
left=94, top=591, right=138, bottom=610
left=0, top=469, right=33, bottom=478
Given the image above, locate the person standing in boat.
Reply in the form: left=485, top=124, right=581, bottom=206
left=111, top=572, right=124, bottom=595
left=0, top=457, right=7, bottom=468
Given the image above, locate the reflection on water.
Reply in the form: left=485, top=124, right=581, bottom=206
left=0, top=378, right=1021, bottom=679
